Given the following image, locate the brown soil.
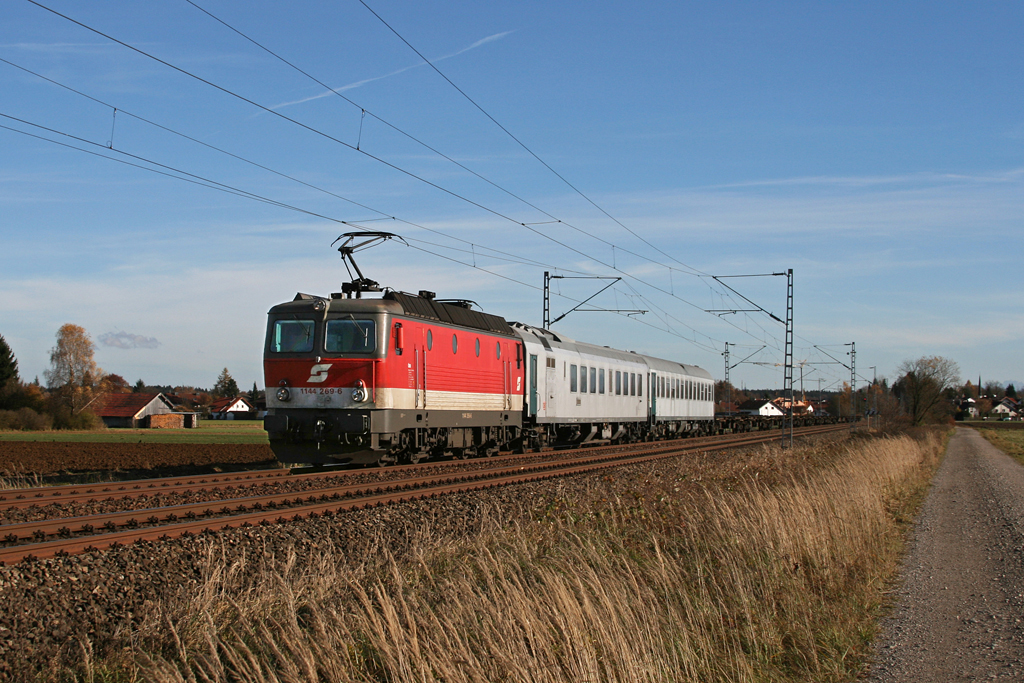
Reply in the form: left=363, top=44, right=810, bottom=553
left=0, top=441, right=276, bottom=477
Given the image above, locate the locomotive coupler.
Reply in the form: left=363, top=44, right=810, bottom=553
left=313, top=419, right=329, bottom=446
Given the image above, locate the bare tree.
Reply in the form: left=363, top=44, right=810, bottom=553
left=893, top=356, right=961, bottom=426
left=44, top=324, right=102, bottom=414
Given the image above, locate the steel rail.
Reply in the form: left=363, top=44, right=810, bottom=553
left=0, top=467, right=291, bottom=508
left=0, top=424, right=848, bottom=565
left=0, top=422, right=840, bottom=509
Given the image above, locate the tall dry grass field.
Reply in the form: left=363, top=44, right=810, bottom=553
left=105, top=432, right=942, bottom=682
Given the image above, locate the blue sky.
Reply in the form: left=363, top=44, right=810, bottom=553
left=2, top=0, right=1022, bottom=394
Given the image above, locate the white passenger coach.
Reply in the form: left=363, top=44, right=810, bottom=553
left=512, top=323, right=715, bottom=446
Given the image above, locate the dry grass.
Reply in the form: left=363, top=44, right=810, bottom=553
left=87, top=432, right=943, bottom=683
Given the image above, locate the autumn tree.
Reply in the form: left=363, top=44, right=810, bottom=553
left=101, top=373, right=131, bottom=393
left=961, top=380, right=977, bottom=399
left=892, top=356, right=961, bottom=426
left=212, top=368, right=239, bottom=399
left=44, top=323, right=103, bottom=416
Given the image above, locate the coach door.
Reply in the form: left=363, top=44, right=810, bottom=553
left=529, top=354, right=539, bottom=415
left=650, top=372, right=657, bottom=422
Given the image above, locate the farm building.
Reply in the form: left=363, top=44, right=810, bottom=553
left=738, top=399, right=785, bottom=417
left=93, top=392, right=176, bottom=428
left=209, top=396, right=257, bottom=420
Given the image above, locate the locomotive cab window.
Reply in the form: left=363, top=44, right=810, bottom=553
left=325, top=320, right=376, bottom=354
left=272, top=319, right=315, bottom=353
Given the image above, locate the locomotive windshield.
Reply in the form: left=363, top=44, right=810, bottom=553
left=325, top=319, right=376, bottom=354
left=272, top=320, right=315, bottom=353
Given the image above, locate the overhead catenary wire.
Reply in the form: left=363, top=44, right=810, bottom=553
left=1, top=110, right=727, bottom=356
left=16, top=1, right=805, bottom=362
left=184, top=0, right=710, bottom=281
left=4, top=10, right=777, bottom=350
left=356, top=0, right=708, bottom=278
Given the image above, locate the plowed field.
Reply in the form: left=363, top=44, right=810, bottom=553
left=0, top=441, right=276, bottom=475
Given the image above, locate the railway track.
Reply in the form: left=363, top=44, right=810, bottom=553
left=0, top=424, right=837, bottom=511
left=0, top=423, right=849, bottom=565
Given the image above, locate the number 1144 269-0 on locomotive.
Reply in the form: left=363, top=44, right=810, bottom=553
left=262, top=233, right=717, bottom=465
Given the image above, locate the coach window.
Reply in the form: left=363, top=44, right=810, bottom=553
left=590, top=367, right=597, bottom=394
left=570, top=364, right=578, bottom=392
left=426, top=329, right=433, bottom=350
left=452, top=334, right=458, bottom=354
left=599, top=369, right=605, bottom=394
left=475, top=338, right=480, bottom=357
left=638, top=374, right=642, bottom=397
left=615, top=371, right=622, bottom=395
left=496, top=341, right=501, bottom=359
left=272, top=319, right=314, bottom=353
left=580, top=365, right=588, bottom=393
left=630, top=373, right=636, bottom=396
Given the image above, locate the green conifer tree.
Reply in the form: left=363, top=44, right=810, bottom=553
left=0, top=334, right=19, bottom=384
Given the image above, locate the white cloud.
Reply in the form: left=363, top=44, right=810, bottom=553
left=99, top=331, right=161, bottom=349
left=272, top=31, right=515, bottom=109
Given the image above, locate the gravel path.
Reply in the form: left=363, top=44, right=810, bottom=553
left=867, top=427, right=1024, bottom=681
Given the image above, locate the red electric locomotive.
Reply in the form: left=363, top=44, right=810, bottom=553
left=263, top=235, right=525, bottom=464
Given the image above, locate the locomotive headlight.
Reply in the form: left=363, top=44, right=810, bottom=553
left=352, top=379, right=367, bottom=403
left=312, top=298, right=327, bottom=312
left=276, top=387, right=292, bottom=402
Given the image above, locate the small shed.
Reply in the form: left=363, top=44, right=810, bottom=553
left=94, top=393, right=175, bottom=428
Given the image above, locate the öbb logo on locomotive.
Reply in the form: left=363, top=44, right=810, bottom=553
left=263, top=285, right=717, bottom=466
left=307, top=364, right=332, bottom=383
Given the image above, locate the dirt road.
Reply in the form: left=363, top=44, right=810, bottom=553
left=867, top=428, right=1024, bottom=681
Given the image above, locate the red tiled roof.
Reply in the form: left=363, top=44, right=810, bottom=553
left=210, top=396, right=255, bottom=413
left=93, top=393, right=166, bottom=418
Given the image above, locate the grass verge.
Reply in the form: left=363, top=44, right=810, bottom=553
left=76, top=431, right=945, bottom=682
left=968, top=425, right=1024, bottom=466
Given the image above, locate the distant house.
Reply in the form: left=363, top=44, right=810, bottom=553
left=992, top=399, right=1019, bottom=418
left=209, top=396, right=256, bottom=420
left=93, top=392, right=175, bottom=428
left=738, top=399, right=785, bottom=417
left=771, top=397, right=815, bottom=415
left=957, top=398, right=979, bottom=419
